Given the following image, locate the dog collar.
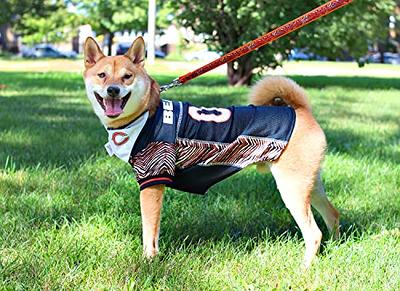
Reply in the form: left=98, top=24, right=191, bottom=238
left=104, top=111, right=149, bottom=163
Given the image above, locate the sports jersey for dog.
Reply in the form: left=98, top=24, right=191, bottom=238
left=106, top=100, right=295, bottom=194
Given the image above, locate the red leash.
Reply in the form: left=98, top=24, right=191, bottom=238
left=160, top=0, right=353, bottom=92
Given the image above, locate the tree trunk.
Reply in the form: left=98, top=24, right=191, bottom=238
left=107, top=32, right=114, bottom=56
left=0, top=23, right=19, bottom=53
left=377, top=41, right=385, bottom=64
left=227, top=56, right=254, bottom=86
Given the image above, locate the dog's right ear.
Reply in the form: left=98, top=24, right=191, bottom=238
left=84, top=37, right=105, bottom=69
left=147, top=77, right=161, bottom=116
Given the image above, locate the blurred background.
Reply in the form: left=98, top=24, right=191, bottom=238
left=0, top=0, right=399, bottom=84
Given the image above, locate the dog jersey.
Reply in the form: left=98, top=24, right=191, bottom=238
left=106, top=99, right=295, bottom=194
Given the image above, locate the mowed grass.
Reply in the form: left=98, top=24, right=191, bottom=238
left=0, top=62, right=399, bottom=289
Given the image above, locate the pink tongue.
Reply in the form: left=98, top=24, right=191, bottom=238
left=104, top=99, right=123, bottom=116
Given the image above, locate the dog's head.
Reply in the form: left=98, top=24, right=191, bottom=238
left=83, top=37, right=159, bottom=128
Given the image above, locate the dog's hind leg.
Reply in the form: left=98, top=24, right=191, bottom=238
left=311, top=172, right=340, bottom=239
left=270, top=109, right=327, bottom=268
left=271, top=165, right=322, bottom=268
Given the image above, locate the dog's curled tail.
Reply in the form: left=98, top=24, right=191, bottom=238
left=249, top=76, right=311, bottom=111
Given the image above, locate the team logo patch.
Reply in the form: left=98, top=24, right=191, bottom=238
left=112, top=132, right=129, bottom=146
left=188, top=106, right=231, bottom=123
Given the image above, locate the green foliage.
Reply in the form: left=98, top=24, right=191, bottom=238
left=16, top=1, right=80, bottom=44
left=170, top=0, right=396, bottom=83
left=1, top=0, right=80, bottom=44
left=73, top=0, right=148, bottom=36
left=156, top=5, right=174, bottom=29
left=0, top=0, right=44, bottom=26
left=300, top=0, right=397, bottom=59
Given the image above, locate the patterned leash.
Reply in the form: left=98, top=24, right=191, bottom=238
left=160, top=0, right=353, bottom=93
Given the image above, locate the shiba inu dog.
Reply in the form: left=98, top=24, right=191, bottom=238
left=83, top=36, right=339, bottom=267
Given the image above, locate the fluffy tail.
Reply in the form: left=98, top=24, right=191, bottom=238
left=249, top=76, right=311, bottom=111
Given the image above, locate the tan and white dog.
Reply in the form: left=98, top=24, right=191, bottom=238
left=83, top=36, right=339, bottom=267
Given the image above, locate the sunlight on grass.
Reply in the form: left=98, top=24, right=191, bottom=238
left=0, top=63, right=399, bottom=289
left=1, top=58, right=400, bottom=78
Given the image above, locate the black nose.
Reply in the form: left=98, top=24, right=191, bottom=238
left=107, top=86, right=120, bottom=97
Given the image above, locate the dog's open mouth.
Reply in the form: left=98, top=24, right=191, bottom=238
left=94, top=92, right=131, bottom=118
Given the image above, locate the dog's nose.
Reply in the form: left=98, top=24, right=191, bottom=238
left=107, top=86, right=120, bottom=97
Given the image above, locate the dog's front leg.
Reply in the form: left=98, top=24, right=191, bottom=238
left=140, top=184, right=165, bottom=259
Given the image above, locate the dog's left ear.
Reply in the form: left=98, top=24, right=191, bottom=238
left=125, top=37, right=145, bottom=66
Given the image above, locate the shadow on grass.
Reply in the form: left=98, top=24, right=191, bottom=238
left=0, top=71, right=398, bottom=251
left=289, top=75, right=400, bottom=90
left=0, top=94, right=104, bottom=168
left=155, top=73, right=400, bottom=91
left=159, top=75, right=400, bottom=90
left=1, top=72, right=398, bottom=168
left=160, top=74, right=400, bottom=91
left=0, top=164, right=370, bottom=250
left=2, top=71, right=400, bottom=92
left=159, top=171, right=398, bottom=254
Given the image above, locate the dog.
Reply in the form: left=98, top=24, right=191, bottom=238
left=83, top=36, right=340, bottom=267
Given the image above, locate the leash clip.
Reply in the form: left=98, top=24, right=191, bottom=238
left=160, top=78, right=182, bottom=93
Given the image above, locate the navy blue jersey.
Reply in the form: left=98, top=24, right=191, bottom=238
left=128, top=100, right=295, bottom=194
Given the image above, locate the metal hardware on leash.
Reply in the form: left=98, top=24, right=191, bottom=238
left=160, top=78, right=183, bottom=93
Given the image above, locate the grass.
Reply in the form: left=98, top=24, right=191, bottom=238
left=0, top=60, right=399, bottom=289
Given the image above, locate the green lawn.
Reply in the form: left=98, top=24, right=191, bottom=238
left=0, top=62, right=399, bottom=289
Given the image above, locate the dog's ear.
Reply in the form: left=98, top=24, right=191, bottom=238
left=125, top=37, right=145, bottom=66
left=147, top=77, right=160, bottom=116
left=84, top=37, right=105, bottom=69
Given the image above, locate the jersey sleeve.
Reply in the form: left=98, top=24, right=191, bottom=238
left=129, top=141, right=176, bottom=190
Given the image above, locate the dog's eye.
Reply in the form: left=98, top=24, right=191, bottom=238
left=123, top=74, right=132, bottom=80
left=98, top=72, right=106, bottom=78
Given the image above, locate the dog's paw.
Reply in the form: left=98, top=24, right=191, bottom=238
left=143, top=248, right=158, bottom=260
left=302, top=256, right=318, bottom=270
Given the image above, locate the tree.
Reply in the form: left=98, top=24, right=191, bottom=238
left=0, top=0, right=45, bottom=26
left=16, top=1, right=80, bottom=45
left=388, top=2, right=400, bottom=54
left=0, top=0, right=44, bottom=51
left=170, top=0, right=396, bottom=86
left=0, top=0, right=79, bottom=48
left=74, top=0, right=148, bottom=55
left=300, top=0, right=396, bottom=63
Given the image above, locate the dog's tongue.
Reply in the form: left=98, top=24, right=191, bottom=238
left=104, top=98, right=123, bottom=116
